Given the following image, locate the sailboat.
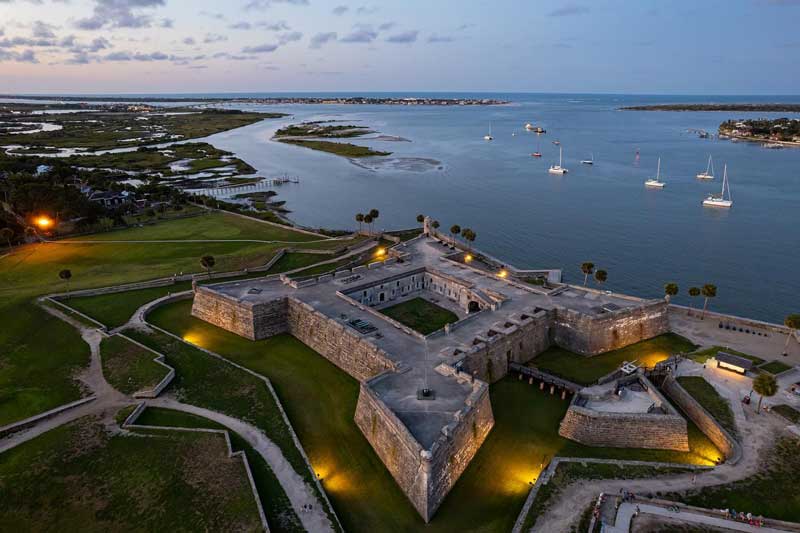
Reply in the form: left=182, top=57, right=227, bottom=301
left=531, top=138, right=542, bottom=157
left=484, top=123, right=493, bottom=141
left=548, top=146, right=568, bottom=174
left=703, top=164, right=733, bottom=208
left=645, top=157, right=666, bottom=188
left=696, top=155, right=714, bottom=180
left=525, top=122, right=535, bottom=131
left=581, top=153, right=594, bottom=165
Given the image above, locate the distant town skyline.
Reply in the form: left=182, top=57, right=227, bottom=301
left=1, top=0, right=800, bottom=95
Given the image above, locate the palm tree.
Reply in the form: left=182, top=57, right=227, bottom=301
left=200, top=255, right=215, bottom=280
left=363, top=214, right=373, bottom=234
left=752, top=373, right=778, bottom=413
left=463, top=228, right=476, bottom=252
left=580, top=262, right=595, bottom=286
left=432, top=220, right=440, bottom=231
left=700, top=284, right=717, bottom=319
left=664, top=282, right=679, bottom=302
left=688, top=287, right=701, bottom=312
left=416, top=214, right=425, bottom=225
left=59, top=269, right=72, bottom=297
left=355, top=213, right=364, bottom=233
left=449, top=224, right=461, bottom=246
left=368, top=209, right=379, bottom=233
left=594, top=269, right=608, bottom=288
left=0, top=227, right=13, bottom=250
left=783, top=313, right=800, bottom=356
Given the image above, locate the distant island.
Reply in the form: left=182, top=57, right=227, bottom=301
left=0, top=94, right=507, bottom=106
left=621, top=103, right=800, bottom=112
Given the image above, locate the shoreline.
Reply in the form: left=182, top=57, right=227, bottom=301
left=621, top=103, right=800, bottom=112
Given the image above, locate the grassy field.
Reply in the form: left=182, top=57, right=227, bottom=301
left=99, top=335, right=169, bottom=395
left=688, top=345, right=765, bottom=365
left=265, top=252, right=336, bottom=274
left=676, top=377, right=738, bottom=437
left=279, top=139, right=391, bottom=158
left=0, top=415, right=263, bottom=531
left=133, top=407, right=304, bottom=532
left=146, top=301, right=719, bottom=532
left=0, top=210, right=355, bottom=426
left=759, top=360, right=793, bottom=375
left=381, top=297, right=459, bottom=335
left=670, top=437, right=800, bottom=522
left=530, top=334, right=697, bottom=386
left=772, top=404, right=800, bottom=423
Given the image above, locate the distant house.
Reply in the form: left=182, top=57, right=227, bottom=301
left=88, top=190, right=135, bottom=208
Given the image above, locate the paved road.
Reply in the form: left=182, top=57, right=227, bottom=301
left=611, top=502, right=790, bottom=533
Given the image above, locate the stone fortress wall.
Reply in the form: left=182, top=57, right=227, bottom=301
left=558, top=374, right=690, bottom=451
left=354, top=369, right=494, bottom=522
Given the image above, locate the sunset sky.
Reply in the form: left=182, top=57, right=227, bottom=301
left=1, top=0, right=799, bottom=94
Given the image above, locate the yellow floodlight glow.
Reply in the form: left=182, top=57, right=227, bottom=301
left=464, top=254, right=473, bottom=263
left=497, top=270, right=508, bottom=279
left=375, top=247, right=386, bottom=257
left=34, top=216, right=54, bottom=230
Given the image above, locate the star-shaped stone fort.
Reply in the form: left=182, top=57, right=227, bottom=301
left=191, top=218, right=669, bottom=521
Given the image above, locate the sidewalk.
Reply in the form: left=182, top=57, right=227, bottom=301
left=610, top=502, right=792, bottom=533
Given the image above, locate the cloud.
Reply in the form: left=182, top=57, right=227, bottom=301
left=310, top=31, right=336, bottom=48
left=547, top=4, right=589, bottom=16
left=427, top=33, right=454, bottom=43
left=356, top=5, right=377, bottom=15
left=229, top=21, right=252, bottom=30
left=229, top=20, right=289, bottom=31
left=159, top=18, right=173, bottom=28
left=385, top=30, right=417, bottom=44
left=331, top=5, right=348, bottom=15
left=199, top=11, right=225, bottom=20
left=244, top=0, right=308, bottom=9
left=241, top=42, right=279, bottom=53
left=378, top=21, right=395, bottom=31
left=182, top=36, right=195, bottom=45
left=277, top=31, right=302, bottom=44
left=203, top=33, right=228, bottom=43
left=32, top=21, right=57, bottom=39
left=75, top=0, right=167, bottom=30
left=340, top=25, right=377, bottom=43
left=0, top=48, right=37, bottom=63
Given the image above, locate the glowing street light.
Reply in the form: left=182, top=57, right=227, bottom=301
left=375, top=247, right=386, bottom=258
left=34, top=216, right=54, bottom=230
left=464, top=254, right=473, bottom=263
left=497, top=269, right=508, bottom=279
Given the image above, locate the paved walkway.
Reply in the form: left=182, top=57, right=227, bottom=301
left=144, top=398, right=334, bottom=533
left=612, top=502, right=791, bottom=533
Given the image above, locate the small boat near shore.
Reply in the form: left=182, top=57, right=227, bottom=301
left=703, top=164, right=732, bottom=208
left=552, top=140, right=560, bottom=146
left=696, top=154, right=714, bottom=180
left=763, top=142, right=783, bottom=149
left=645, top=157, right=666, bottom=188
left=581, top=153, right=594, bottom=165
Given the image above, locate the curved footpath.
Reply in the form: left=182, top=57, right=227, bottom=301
left=1, top=299, right=334, bottom=533
left=530, top=360, right=787, bottom=532
left=611, top=502, right=790, bottom=533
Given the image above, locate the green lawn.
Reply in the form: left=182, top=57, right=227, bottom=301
left=0, top=415, right=263, bottom=531
left=759, top=361, right=793, bottom=375
left=773, top=404, right=800, bottom=423
left=670, top=437, right=800, bottom=522
left=688, top=346, right=765, bottom=365
left=133, top=407, right=303, bottom=532
left=265, top=252, right=336, bottom=274
left=279, top=139, right=391, bottom=158
left=0, top=211, right=354, bottom=426
left=530, top=334, right=698, bottom=386
left=381, top=297, right=459, bottom=335
left=99, top=335, right=169, bottom=395
left=146, top=300, right=718, bottom=532
left=676, top=377, right=738, bottom=437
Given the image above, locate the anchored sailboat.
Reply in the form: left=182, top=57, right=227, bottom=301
left=645, top=157, right=666, bottom=188
left=703, top=164, right=733, bottom=208
left=531, top=138, right=542, bottom=157
left=696, top=155, right=715, bottom=180
left=548, top=146, right=568, bottom=174
left=581, top=153, right=594, bottom=165
left=484, top=122, right=493, bottom=141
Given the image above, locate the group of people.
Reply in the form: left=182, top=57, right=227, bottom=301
left=721, top=509, right=766, bottom=527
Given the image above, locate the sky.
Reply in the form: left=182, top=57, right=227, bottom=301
left=0, top=0, right=799, bottom=95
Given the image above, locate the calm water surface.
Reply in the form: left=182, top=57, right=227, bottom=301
left=199, top=93, right=798, bottom=322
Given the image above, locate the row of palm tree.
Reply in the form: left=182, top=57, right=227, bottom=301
left=580, top=262, right=608, bottom=288
left=663, top=283, right=718, bottom=318
left=448, top=224, right=477, bottom=251
left=355, top=209, right=380, bottom=235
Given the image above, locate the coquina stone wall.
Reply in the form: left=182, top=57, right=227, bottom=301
left=191, top=287, right=286, bottom=340
left=286, top=298, right=396, bottom=382
left=460, top=310, right=554, bottom=383
left=353, top=374, right=494, bottom=522
left=553, top=300, right=670, bottom=356
left=661, top=375, right=740, bottom=461
left=558, top=405, right=689, bottom=451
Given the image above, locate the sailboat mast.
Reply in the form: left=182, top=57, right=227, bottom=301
left=657, top=157, right=661, bottom=179
left=559, top=146, right=563, bottom=166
